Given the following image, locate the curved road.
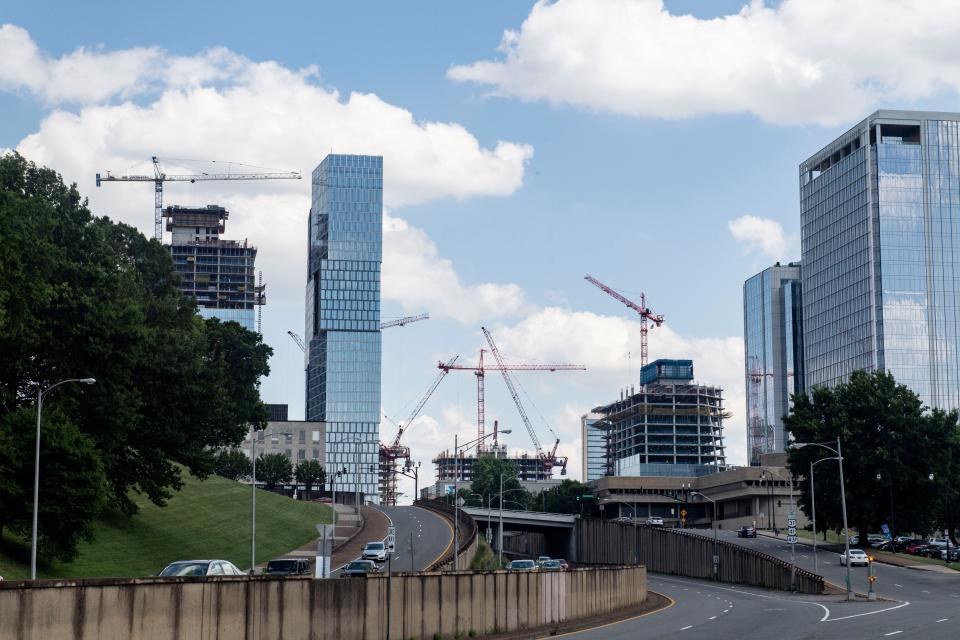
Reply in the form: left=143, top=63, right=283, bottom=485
left=376, top=505, right=453, bottom=572
left=564, top=528, right=960, bottom=639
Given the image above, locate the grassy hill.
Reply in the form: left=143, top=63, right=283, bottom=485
left=0, top=473, right=332, bottom=580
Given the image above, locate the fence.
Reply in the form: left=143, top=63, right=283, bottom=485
left=0, top=566, right=647, bottom=640
left=414, top=498, right=478, bottom=570
left=575, top=519, right=823, bottom=594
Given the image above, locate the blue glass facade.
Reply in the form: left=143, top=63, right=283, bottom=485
left=306, top=154, right=383, bottom=503
left=580, top=413, right=607, bottom=482
left=800, top=111, right=960, bottom=410
left=742, top=263, right=803, bottom=464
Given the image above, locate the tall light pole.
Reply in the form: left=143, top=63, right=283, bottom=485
left=452, top=430, right=510, bottom=570
left=794, top=438, right=852, bottom=601
left=32, top=377, right=96, bottom=580
left=810, top=456, right=840, bottom=574
left=497, top=481, right=526, bottom=567
left=691, top=492, right=718, bottom=580
left=250, top=429, right=291, bottom=573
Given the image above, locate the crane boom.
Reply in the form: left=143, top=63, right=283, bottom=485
left=96, top=156, right=301, bottom=240
left=380, top=313, right=429, bottom=329
left=286, top=330, right=306, bottom=352
left=584, top=274, right=664, bottom=368
left=481, top=327, right=545, bottom=457
left=391, top=355, right=458, bottom=448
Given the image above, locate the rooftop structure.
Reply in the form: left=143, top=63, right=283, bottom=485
left=594, top=359, right=727, bottom=478
left=432, top=446, right=552, bottom=484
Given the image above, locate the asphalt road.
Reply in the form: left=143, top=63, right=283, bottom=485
left=566, top=527, right=960, bottom=639
left=376, top=505, right=453, bottom=572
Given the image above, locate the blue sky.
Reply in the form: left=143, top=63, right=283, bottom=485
left=4, top=1, right=960, bottom=498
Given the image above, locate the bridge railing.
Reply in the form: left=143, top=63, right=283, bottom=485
left=575, top=519, right=824, bottom=594
left=414, top=498, right=478, bottom=570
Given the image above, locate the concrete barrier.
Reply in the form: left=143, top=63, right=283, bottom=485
left=0, top=566, right=646, bottom=640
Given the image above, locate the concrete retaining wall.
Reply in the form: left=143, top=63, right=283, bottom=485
left=0, top=567, right=646, bottom=640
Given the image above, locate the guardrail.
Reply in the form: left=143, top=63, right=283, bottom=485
left=414, top=498, right=478, bottom=570
left=575, top=519, right=824, bottom=594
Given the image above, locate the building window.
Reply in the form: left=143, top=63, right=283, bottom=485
left=285, top=449, right=292, bottom=459
left=298, top=449, right=306, bottom=460
left=299, top=430, right=306, bottom=443
left=312, top=430, right=320, bottom=443
left=312, top=448, right=320, bottom=459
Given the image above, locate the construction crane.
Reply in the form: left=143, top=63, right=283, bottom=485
left=438, top=347, right=585, bottom=456
left=481, top=327, right=570, bottom=476
left=584, top=274, right=664, bottom=369
left=287, top=331, right=306, bottom=352
left=379, top=313, right=429, bottom=329
left=96, top=156, right=301, bottom=240
left=378, top=355, right=459, bottom=504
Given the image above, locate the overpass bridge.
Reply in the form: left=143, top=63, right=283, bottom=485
left=461, top=507, right=577, bottom=558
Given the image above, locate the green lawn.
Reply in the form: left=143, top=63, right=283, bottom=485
left=0, top=473, right=331, bottom=580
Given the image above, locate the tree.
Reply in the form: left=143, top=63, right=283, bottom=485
left=468, top=456, right=534, bottom=510
left=214, top=449, right=252, bottom=481
left=295, top=459, right=325, bottom=499
left=541, top=479, right=597, bottom=515
left=785, top=370, right=951, bottom=539
left=257, top=453, right=293, bottom=489
left=0, top=407, right=108, bottom=562
left=0, top=152, right=272, bottom=559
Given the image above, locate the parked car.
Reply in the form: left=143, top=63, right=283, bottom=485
left=839, top=549, right=870, bottom=567
left=341, top=560, right=380, bottom=577
left=905, top=541, right=928, bottom=555
left=537, top=555, right=552, bottom=566
left=614, top=516, right=634, bottom=523
left=540, top=560, right=563, bottom=571
left=362, top=541, right=387, bottom=563
left=737, top=526, right=757, bottom=538
left=556, top=559, right=570, bottom=570
left=647, top=517, right=664, bottom=527
left=507, top=559, right=537, bottom=571
left=867, top=535, right=887, bottom=547
left=263, top=558, right=311, bottom=576
left=846, top=535, right=859, bottom=545
left=158, top=560, right=245, bottom=577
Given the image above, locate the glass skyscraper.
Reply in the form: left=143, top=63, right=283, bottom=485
left=580, top=413, right=607, bottom=482
left=742, top=262, right=804, bottom=465
left=800, top=110, right=960, bottom=410
left=305, top=154, right=383, bottom=503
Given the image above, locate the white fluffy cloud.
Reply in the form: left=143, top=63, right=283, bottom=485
left=5, top=25, right=533, bottom=312
left=449, top=0, right=960, bottom=125
left=727, top=215, right=791, bottom=260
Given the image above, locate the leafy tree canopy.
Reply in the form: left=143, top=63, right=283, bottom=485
left=214, top=449, right=252, bottom=481
left=257, top=453, right=293, bottom=489
left=785, top=369, right=957, bottom=539
left=0, top=152, right=272, bottom=560
left=294, top=459, right=325, bottom=499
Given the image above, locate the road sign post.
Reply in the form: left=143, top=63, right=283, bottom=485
left=787, top=511, right=798, bottom=591
left=315, top=524, right=333, bottom=578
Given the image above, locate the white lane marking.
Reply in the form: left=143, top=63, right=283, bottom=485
left=922, top=590, right=930, bottom=594
left=680, top=625, right=692, bottom=631
left=884, top=632, right=902, bottom=636
left=894, top=584, right=902, bottom=588
left=825, top=601, right=911, bottom=623
left=937, top=618, right=949, bottom=623
left=708, top=616, right=717, bottom=620
left=723, top=609, right=729, bottom=613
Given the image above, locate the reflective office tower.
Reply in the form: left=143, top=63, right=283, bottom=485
left=305, top=155, right=382, bottom=504
left=580, top=413, right=607, bottom=482
left=742, top=262, right=804, bottom=465
left=800, top=111, right=960, bottom=409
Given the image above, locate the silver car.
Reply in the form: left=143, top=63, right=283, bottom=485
left=158, top=559, right=244, bottom=577
left=362, top=541, right=387, bottom=563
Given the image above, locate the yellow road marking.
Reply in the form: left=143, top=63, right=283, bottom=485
left=540, top=590, right=676, bottom=639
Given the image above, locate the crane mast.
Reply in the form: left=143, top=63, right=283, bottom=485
left=584, top=274, right=664, bottom=368
left=96, top=156, right=301, bottom=240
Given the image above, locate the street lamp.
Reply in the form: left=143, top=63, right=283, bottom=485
left=810, top=456, right=841, bottom=574
left=399, top=460, right=421, bottom=503
left=250, top=429, right=292, bottom=574
left=792, top=438, right=852, bottom=601
left=452, top=429, right=510, bottom=570
left=690, top=492, right=719, bottom=578
left=32, top=377, right=96, bottom=580
left=498, top=482, right=527, bottom=568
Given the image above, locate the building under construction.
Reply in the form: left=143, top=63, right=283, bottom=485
left=594, top=359, right=727, bottom=477
left=432, top=443, right=552, bottom=484
left=165, top=205, right=264, bottom=331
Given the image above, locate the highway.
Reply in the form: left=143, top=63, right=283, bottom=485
left=564, top=528, right=960, bottom=639
left=376, top=505, right=453, bottom=571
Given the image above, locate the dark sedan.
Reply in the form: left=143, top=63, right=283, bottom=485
left=341, top=560, right=380, bottom=577
left=737, top=526, right=757, bottom=538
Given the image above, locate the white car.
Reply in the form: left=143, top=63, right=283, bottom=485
left=840, top=549, right=870, bottom=567
left=647, top=517, right=664, bottom=527
left=362, top=541, right=387, bottom=563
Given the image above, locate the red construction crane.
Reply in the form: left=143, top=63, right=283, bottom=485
left=378, top=355, right=459, bottom=504
left=438, top=346, right=585, bottom=455
left=584, top=274, right=664, bottom=369
left=481, top=327, right=570, bottom=475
